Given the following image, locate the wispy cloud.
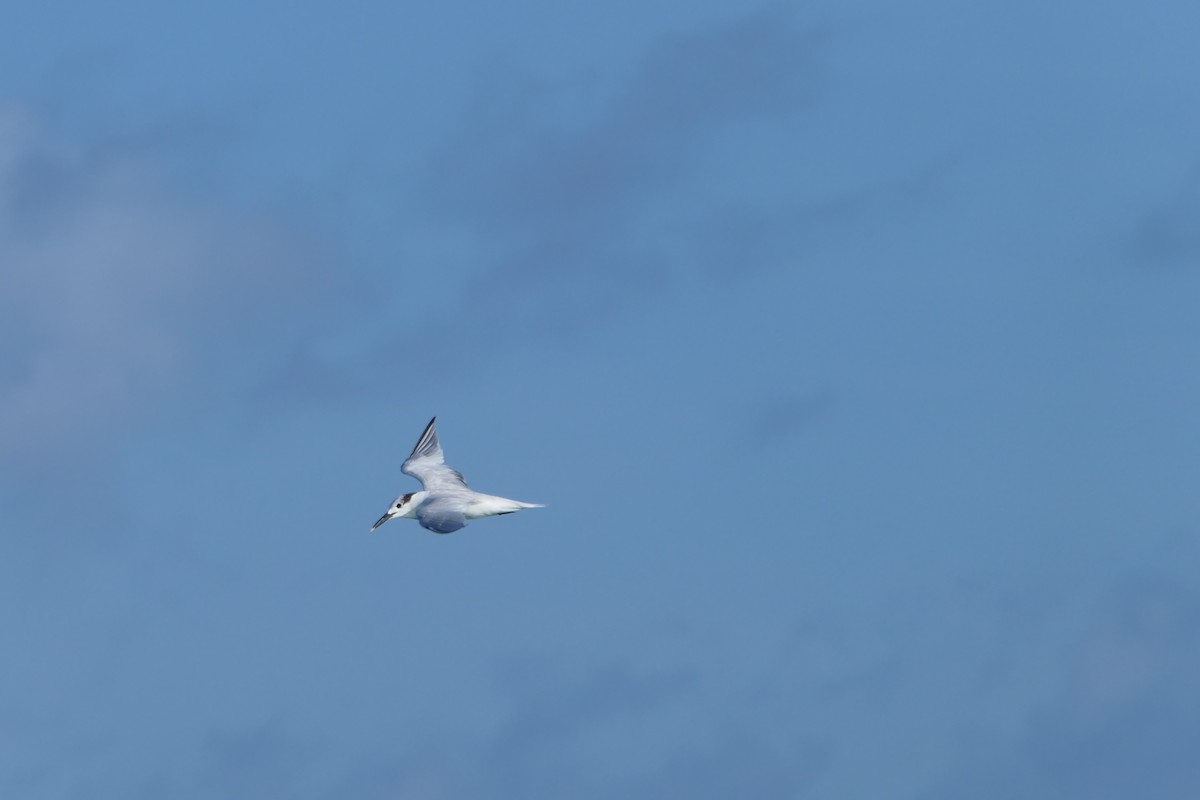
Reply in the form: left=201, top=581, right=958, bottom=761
left=1135, top=165, right=1200, bottom=268
left=921, top=575, right=1200, bottom=800
left=0, top=106, right=342, bottom=509
left=429, top=8, right=820, bottom=317
left=268, top=9, right=830, bottom=399
left=425, top=8, right=818, bottom=230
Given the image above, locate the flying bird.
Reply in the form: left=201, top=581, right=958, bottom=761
left=371, top=417, right=544, bottom=534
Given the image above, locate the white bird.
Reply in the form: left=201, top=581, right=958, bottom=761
left=371, top=417, right=544, bottom=534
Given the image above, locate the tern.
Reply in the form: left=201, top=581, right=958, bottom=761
left=370, top=417, right=544, bottom=534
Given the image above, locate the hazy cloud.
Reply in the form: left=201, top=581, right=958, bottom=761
left=420, top=8, right=822, bottom=327
left=0, top=106, right=342, bottom=500
left=264, top=8, right=828, bottom=398
left=922, top=575, right=1200, bottom=799
left=1135, top=165, right=1200, bottom=267
left=425, top=8, right=818, bottom=230
left=612, top=733, right=826, bottom=799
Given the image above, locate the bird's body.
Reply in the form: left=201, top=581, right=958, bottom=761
left=371, top=417, right=543, bottom=534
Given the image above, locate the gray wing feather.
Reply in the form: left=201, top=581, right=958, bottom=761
left=417, top=500, right=467, bottom=534
left=402, top=417, right=468, bottom=492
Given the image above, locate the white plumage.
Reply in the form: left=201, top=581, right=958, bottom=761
left=370, top=417, right=544, bottom=534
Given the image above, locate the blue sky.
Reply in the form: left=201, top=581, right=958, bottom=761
left=3, top=1, right=1200, bottom=797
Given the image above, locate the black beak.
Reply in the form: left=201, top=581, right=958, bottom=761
left=371, top=512, right=394, bottom=532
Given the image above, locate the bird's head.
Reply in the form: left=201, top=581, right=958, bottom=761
left=371, top=492, right=420, bottom=531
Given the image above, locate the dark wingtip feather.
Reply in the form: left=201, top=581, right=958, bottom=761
left=407, top=416, right=441, bottom=460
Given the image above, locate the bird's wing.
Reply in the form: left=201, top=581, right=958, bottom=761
left=417, top=499, right=467, bottom=534
left=402, top=417, right=468, bottom=492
